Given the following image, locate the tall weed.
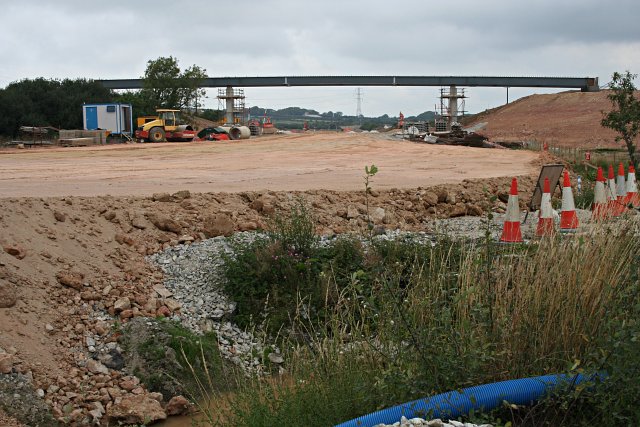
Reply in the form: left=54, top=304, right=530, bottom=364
left=213, top=206, right=640, bottom=426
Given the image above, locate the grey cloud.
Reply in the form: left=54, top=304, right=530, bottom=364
left=1, top=0, right=639, bottom=115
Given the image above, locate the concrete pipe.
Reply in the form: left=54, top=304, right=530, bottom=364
left=228, top=126, right=251, bottom=140
left=175, top=124, right=194, bottom=132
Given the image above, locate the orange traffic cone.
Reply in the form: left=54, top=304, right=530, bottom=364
left=615, top=163, right=627, bottom=215
left=536, top=177, right=555, bottom=236
left=500, top=177, right=523, bottom=243
left=560, top=171, right=579, bottom=232
left=607, top=164, right=618, bottom=217
left=625, top=165, right=639, bottom=207
left=592, top=166, right=608, bottom=220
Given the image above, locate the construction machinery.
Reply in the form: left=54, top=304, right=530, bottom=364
left=248, top=115, right=277, bottom=136
left=135, top=109, right=196, bottom=142
left=136, top=116, right=160, bottom=127
left=197, top=127, right=230, bottom=141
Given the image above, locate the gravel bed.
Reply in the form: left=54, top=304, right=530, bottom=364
left=146, top=209, right=598, bottom=374
left=375, top=418, right=491, bottom=427
left=374, top=417, right=491, bottom=426
left=148, top=233, right=273, bottom=373
left=146, top=228, right=449, bottom=373
left=0, top=372, right=57, bottom=426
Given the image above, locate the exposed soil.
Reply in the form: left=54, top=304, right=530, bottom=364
left=0, top=132, right=538, bottom=197
left=0, top=408, right=23, bottom=427
left=467, top=90, right=629, bottom=148
left=0, top=132, right=543, bottom=425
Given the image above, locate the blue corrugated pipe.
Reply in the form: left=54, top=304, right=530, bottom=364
left=335, top=373, right=597, bottom=427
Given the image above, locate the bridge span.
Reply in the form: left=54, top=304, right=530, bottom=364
left=98, top=75, right=599, bottom=126
left=99, top=75, right=599, bottom=91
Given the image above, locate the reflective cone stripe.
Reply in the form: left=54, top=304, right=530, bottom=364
left=560, top=171, right=578, bottom=231
left=625, top=165, right=639, bottom=207
left=592, top=167, right=608, bottom=220
left=536, top=177, right=554, bottom=236
left=607, top=164, right=619, bottom=217
left=500, top=178, right=523, bottom=243
left=616, top=162, right=626, bottom=200
left=613, top=163, right=627, bottom=215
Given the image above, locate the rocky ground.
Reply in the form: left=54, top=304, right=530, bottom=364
left=375, top=417, right=491, bottom=427
left=1, top=163, right=600, bottom=426
left=0, top=87, right=633, bottom=426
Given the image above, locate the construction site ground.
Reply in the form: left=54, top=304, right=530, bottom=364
left=0, top=132, right=538, bottom=198
left=3, top=88, right=638, bottom=425
left=0, top=115, right=572, bottom=427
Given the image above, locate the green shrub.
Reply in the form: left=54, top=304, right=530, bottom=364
left=212, top=218, right=640, bottom=427
left=267, top=197, right=317, bottom=258
left=121, top=318, right=231, bottom=400
left=222, top=236, right=322, bottom=331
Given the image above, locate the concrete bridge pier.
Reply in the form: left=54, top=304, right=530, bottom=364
left=225, top=86, right=234, bottom=125
left=449, top=85, right=458, bottom=128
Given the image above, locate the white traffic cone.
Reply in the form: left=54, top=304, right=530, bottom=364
left=536, top=177, right=555, bottom=236
left=615, top=163, right=627, bottom=215
left=607, top=164, right=619, bottom=217
left=592, top=166, right=608, bottom=220
left=560, top=171, right=578, bottom=232
left=625, top=165, right=639, bottom=207
left=500, top=178, right=523, bottom=243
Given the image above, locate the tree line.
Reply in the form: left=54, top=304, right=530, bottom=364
left=0, top=56, right=206, bottom=137
left=0, top=63, right=638, bottom=174
left=0, top=78, right=112, bottom=137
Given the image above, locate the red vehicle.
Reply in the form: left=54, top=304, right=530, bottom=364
left=248, top=114, right=277, bottom=136
left=197, top=127, right=230, bottom=141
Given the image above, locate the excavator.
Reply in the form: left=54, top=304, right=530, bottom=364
left=135, top=109, right=196, bottom=142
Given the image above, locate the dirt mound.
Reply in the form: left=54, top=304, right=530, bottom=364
left=467, top=90, right=624, bottom=148
left=0, top=173, right=543, bottom=424
left=187, top=115, right=218, bottom=131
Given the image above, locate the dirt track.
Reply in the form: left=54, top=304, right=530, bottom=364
left=0, top=132, right=539, bottom=198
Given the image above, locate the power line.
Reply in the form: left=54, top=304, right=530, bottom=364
left=355, top=88, right=363, bottom=123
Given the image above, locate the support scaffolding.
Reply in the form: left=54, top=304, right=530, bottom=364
left=435, top=85, right=467, bottom=131
left=217, top=87, right=247, bottom=125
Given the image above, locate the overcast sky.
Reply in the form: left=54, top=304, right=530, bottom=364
left=1, top=0, right=638, bottom=116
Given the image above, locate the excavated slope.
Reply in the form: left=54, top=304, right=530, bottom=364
left=468, top=90, right=624, bottom=148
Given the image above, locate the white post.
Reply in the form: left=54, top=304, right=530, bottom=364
left=225, top=86, right=234, bottom=124
left=448, top=85, right=458, bottom=130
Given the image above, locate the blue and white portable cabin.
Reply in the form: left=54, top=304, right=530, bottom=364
left=82, top=103, right=133, bottom=135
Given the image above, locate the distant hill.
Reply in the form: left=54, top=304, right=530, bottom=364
left=410, top=111, right=436, bottom=122
left=245, top=105, right=437, bottom=130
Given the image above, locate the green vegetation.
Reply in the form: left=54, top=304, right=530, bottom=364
left=523, top=144, right=628, bottom=210
left=246, top=105, right=435, bottom=130
left=601, top=71, right=640, bottom=178
left=203, top=200, right=640, bottom=426
left=120, top=318, right=232, bottom=399
left=363, top=164, right=378, bottom=238
left=0, top=78, right=112, bottom=137
left=0, top=56, right=209, bottom=138
left=121, top=56, right=207, bottom=116
left=0, top=57, right=439, bottom=136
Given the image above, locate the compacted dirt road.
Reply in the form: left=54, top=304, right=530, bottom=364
left=0, top=132, right=538, bottom=197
